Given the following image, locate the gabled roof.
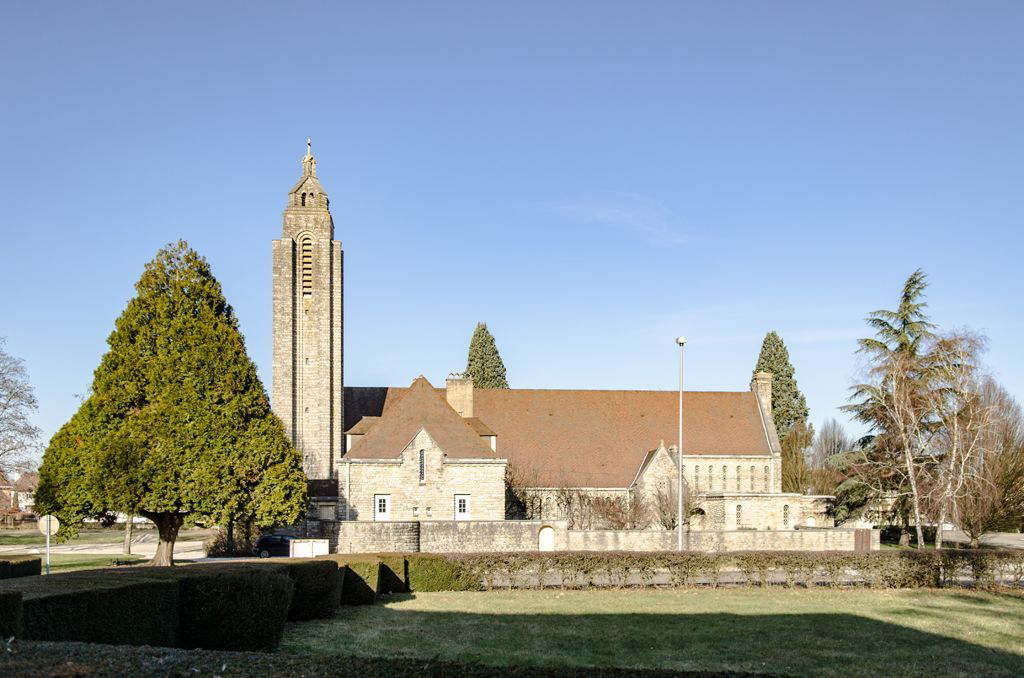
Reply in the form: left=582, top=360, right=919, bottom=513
left=345, top=386, right=774, bottom=487
left=13, top=471, right=38, bottom=492
left=345, top=377, right=501, bottom=460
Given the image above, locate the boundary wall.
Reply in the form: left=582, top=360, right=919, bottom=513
left=313, top=519, right=879, bottom=554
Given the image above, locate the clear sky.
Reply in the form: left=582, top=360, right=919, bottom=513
left=2, top=2, right=1022, bottom=456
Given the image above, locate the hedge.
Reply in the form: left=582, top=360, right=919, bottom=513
left=407, top=554, right=484, bottom=592
left=0, top=591, right=23, bottom=638
left=376, top=553, right=410, bottom=593
left=0, top=564, right=296, bottom=651
left=252, top=558, right=340, bottom=620
left=3, top=572, right=180, bottom=647
left=0, top=558, right=41, bottom=580
left=401, top=550, right=1024, bottom=591
left=319, top=555, right=383, bottom=605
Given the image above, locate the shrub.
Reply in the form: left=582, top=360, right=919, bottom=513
left=0, top=558, right=41, bottom=580
left=278, top=559, right=341, bottom=620
left=407, top=554, right=484, bottom=592
left=376, top=553, right=410, bottom=593
left=319, top=555, right=381, bottom=605
left=5, top=572, right=180, bottom=647
left=0, top=591, right=23, bottom=638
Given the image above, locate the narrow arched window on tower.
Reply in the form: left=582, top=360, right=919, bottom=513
left=783, top=504, right=790, bottom=527
left=301, top=193, right=306, bottom=206
left=300, top=237, right=313, bottom=296
left=736, top=504, right=743, bottom=528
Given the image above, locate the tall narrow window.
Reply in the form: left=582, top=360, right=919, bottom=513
left=707, top=465, right=712, bottom=489
left=736, top=505, right=742, bottom=527
left=722, top=465, right=727, bottom=491
left=300, top=237, right=313, bottom=296
left=783, top=504, right=790, bottom=527
left=763, top=466, right=770, bottom=492
left=301, top=192, right=306, bottom=206
left=736, top=466, right=741, bottom=491
left=418, top=449, right=425, bottom=483
left=693, top=464, right=700, bottom=490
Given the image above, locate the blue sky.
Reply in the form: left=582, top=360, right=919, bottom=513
left=2, top=2, right=1022, bottom=454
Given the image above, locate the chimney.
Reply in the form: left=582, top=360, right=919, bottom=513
left=751, top=371, right=772, bottom=410
left=446, top=375, right=474, bottom=418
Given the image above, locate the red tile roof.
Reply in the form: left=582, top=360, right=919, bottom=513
left=345, top=386, right=773, bottom=487
left=345, top=377, right=500, bottom=460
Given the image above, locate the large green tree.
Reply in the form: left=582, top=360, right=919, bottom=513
left=35, top=242, right=307, bottom=565
left=464, top=322, right=509, bottom=388
left=843, top=268, right=936, bottom=548
left=753, top=331, right=808, bottom=438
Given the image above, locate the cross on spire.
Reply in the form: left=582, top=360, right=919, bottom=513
left=301, top=137, right=316, bottom=177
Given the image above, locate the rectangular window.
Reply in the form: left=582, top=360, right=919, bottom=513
left=454, top=494, right=471, bottom=521
left=419, top=449, right=425, bottom=483
left=373, top=494, right=391, bottom=522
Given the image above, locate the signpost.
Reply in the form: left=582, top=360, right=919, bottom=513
left=38, top=514, right=60, bottom=575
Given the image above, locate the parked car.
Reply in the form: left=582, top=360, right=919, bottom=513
left=253, top=535, right=294, bottom=558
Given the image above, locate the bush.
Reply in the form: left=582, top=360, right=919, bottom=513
left=276, top=559, right=341, bottom=620
left=407, top=554, right=484, bottom=592
left=319, top=555, right=381, bottom=605
left=4, top=571, right=180, bottom=646
left=141, top=564, right=294, bottom=651
left=0, top=558, right=41, bottom=580
left=376, top=553, right=410, bottom=593
left=0, top=591, right=23, bottom=638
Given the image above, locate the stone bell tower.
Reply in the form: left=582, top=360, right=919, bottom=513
left=271, top=140, right=343, bottom=484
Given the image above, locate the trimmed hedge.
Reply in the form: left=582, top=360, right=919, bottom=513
left=376, top=553, right=410, bottom=593
left=4, top=572, right=180, bottom=647
left=319, top=555, right=381, bottom=605
left=0, top=563, right=295, bottom=651
left=0, top=591, right=23, bottom=638
left=0, top=558, right=41, bottom=580
left=250, top=558, right=341, bottom=620
left=402, top=550, right=1024, bottom=591
left=407, top=554, right=484, bottom=592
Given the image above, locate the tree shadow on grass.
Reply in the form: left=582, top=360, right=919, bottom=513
left=286, top=608, right=1024, bottom=677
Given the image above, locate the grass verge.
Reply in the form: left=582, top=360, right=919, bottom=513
left=281, top=588, right=1024, bottom=677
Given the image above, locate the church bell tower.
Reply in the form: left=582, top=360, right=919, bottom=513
left=271, top=140, right=343, bottom=486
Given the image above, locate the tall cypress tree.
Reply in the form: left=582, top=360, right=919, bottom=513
left=464, top=322, right=509, bottom=388
left=753, top=331, right=809, bottom=438
left=35, top=241, right=307, bottom=565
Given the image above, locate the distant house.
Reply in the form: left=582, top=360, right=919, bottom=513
left=0, top=471, right=39, bottom=515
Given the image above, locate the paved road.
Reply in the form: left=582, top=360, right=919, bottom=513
left=0, top=534, right=208, bottom=560
left=941, top=530, right=1024, bottom=549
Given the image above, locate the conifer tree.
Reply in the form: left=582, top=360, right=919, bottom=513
left=35, top=241, right=307, bottom=565
left=464, top=322, right=509, bottom=388
left=753, top=331, right=809, bottom=438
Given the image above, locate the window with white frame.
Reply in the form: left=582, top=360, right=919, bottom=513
left=454, top=494, right=471, bottom=521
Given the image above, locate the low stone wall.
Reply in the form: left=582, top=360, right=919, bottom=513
left=421, top=521, right=569, bottom=552
left=328, top=520, right=421, bottom=553
left=316, top=519, right=878, bottom=553
left=567, top=528, right=873, bottom=552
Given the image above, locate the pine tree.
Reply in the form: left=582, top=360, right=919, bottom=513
left=35, top=241, right=307, bottom=565
left=753, top=331, right=809, bottom=438
left=464, top=322, right=509, bottom=388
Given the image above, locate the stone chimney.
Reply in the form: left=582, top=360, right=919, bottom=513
left=446, top=375, right=474, bottom=418
left=751, top=371, right=773, bottom=410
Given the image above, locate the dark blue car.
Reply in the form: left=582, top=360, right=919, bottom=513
left=253, top=535, right=294, bottom=558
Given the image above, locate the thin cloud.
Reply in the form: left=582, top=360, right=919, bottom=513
left=552, top=192, right=689, bottom=245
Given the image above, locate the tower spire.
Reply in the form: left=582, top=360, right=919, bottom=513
left=302, top=137, right=316, bottom=177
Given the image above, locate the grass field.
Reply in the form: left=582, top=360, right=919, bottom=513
left=281, top=589, right=1024, bottom=677
left=0, top=527, right=212, bottom=546
left=44, top=554, right=149, bottom=572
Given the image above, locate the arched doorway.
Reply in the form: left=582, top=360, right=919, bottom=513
left=538, top=526, right=555, bottom=551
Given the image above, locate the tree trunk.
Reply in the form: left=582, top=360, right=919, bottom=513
left=123, top=514, right=134, bottom=555
left=141, top=512, right=184, bottom=566
left=970, top=536, right=980, bottom=549
left=899, top=518, right=911, bottom=548
left=935, top=505, right=945, bottom=551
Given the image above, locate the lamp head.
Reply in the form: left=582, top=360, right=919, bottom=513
left=675, top=336, right=687, bottom=346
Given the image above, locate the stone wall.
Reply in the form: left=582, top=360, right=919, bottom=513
left=340, top=429, right=506, bottom=521
left=317, top=518, right=878, bottom=553
left=421, top=521, right=570, bottom=553
left=567, top=528, right=868, bottom=552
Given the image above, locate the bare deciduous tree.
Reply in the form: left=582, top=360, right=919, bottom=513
left=0, top=338, right=40, bottom=475
left=590, top=494, right=651, bottom=530
left=504, top=462, right=543, bottom=519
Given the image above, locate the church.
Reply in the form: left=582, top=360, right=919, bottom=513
left=271, top=144, right=834, bottom=537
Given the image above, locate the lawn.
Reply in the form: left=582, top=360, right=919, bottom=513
left=280, top=589, right=1024, bottom=677
left=0, top=527, right=211, bottom=546
left=43, top=554, right=149, bottom=572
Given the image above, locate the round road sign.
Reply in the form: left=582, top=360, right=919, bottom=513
left=38, top=514, right=60, bottom=536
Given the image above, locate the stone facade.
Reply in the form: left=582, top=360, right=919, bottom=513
left=339, top=429, right=505, bottom=522
left=271, top=142, right=343, bottom=483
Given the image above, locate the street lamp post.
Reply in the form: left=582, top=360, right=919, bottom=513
left=676, top=336, right=686, bottom=551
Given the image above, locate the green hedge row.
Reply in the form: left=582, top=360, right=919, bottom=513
left=0, top=563, right=299, bottom=651
left=0, top=591, right=23, bottom=638
left=0, top=558, right=41, bottom=580
left=409, top=550, right=1024, bottom=590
